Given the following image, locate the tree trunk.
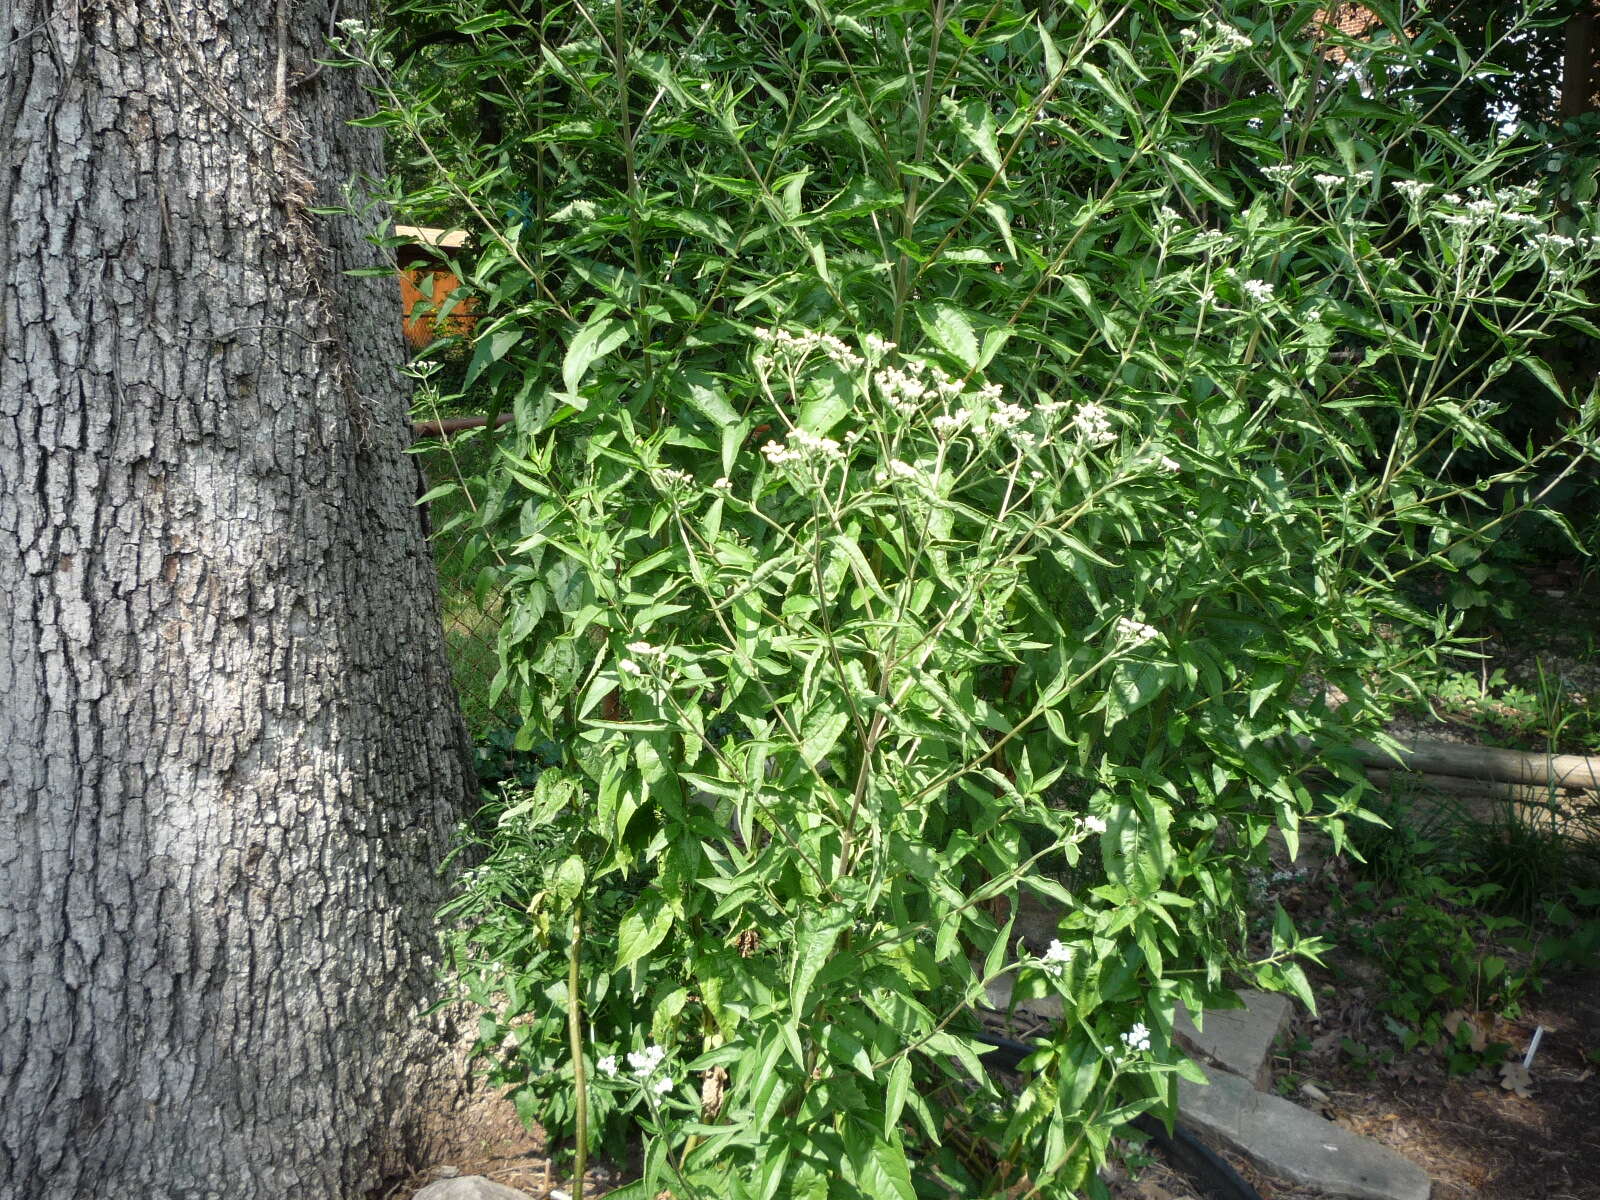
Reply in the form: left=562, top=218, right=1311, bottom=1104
left=1563, top=0, right=1600, bottom=118
left=0, top=3, right=476, bottom=1196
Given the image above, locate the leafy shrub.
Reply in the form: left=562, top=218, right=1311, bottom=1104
left=343, top=2, right=1598, bottom=1195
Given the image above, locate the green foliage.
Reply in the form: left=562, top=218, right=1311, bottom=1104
left=343, top=1, right=1599, bottom=1194
left=1323, top=782, right=1600, bottom=1071
left=1417, top=658, right=1600, bottom=757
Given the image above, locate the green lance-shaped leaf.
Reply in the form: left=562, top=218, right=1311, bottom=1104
left=916, top=301, right=980, bottom=370
left=790, top=906, right=852, bottom=1019
left=561, top=315, right=630, bottom=404
left=939, top=96, right=1004, bottom=176
left=615, top=889, right=674, bottom=969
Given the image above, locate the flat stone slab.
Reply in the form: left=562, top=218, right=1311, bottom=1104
left=1178, top=1064, right=1432, bottom=1200
left=1174, top=989, right=1292, bottom=1089
left=413, top=1178, right=535, bottom=1200
left=982, top=968, right=1063, bottom=1020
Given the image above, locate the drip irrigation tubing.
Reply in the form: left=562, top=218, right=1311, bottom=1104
left=974, top=1030, right=1264, bottom=1200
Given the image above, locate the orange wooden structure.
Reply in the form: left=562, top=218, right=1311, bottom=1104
left=395, top=225, right=478, bottom=349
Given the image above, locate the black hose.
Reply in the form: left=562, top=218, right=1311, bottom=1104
left=974, top=1031, right=1264, bottom=1200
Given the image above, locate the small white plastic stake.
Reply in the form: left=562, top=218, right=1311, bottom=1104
left=1522, top=1025, right=1545, bottom=1070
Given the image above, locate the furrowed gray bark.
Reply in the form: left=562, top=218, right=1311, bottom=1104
left=0, top=2, right=475, bottom=1196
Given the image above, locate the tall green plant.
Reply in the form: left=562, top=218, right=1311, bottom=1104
left=341, top=2, right=1598, bottom=1195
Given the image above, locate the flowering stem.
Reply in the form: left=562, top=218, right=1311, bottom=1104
left=568, top=901, right=588, bottom=1200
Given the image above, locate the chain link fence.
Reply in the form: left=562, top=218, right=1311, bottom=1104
left=414, top=426, right=520, bottom=737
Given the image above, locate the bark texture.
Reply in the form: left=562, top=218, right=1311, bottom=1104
left=0, top=2, right=476, bottom=1196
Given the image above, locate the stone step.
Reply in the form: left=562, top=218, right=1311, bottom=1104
left=1178, top=1064, right=1432, bottom=1200
left=1174, top=989, right=1292, bottom=1090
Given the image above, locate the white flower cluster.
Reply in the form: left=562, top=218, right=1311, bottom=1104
left=1260, top=164, right=1296, bottom=185
left=1071, top=402, right=1115, bottom=448
left=874, top=360, right=986, bottom=416
left=1121, top=1022, right=1152, bottom=1053
left=752, top=326, right=865, bottom=373
left=761, top=428, right=845, bottom=467
left=1240, top=278, right=1275, bottom=306
left=599, top=1044, right=674, bottom=1094
left=1116, top=617, right=1159, bottom=644
left=1391, top=179, right=1431, bottom=204
left=989, top=401, right=1030, bottom=430
left=619, top=640, right=665, bottom=680
left=1039, top=939, right=1074, bottom=978
left=1074, top=814, right=1107, bottom=837
left=1179, top=16, right=1252, bottom=53
left=653, top=466, right=696, bottom=492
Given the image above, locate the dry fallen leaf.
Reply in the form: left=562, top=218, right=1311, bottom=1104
left=1499, top=1061, right=1534, bottom=1098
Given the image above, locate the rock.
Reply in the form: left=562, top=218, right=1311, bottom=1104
left=982, top=966, right=1062, bottom=1020
left=1174, top=989, right=1292, bottom=1090
left=1178, top=1065, right=1432, bottom=1200
left=412, top=1177, right=536, bottom=1200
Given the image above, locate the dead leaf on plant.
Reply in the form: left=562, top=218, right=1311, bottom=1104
left=1499, top=1061, right=1534, bottom=1098
left=1443, top=1009, right=1488, bottom=1052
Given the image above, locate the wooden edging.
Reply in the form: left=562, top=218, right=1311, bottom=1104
left=412, top=412, right=515, bottom=439
left=1352, top=737, right=1600, bottom=793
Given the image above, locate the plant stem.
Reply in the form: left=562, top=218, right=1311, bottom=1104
left=568, top=902, right=588, bottom=1200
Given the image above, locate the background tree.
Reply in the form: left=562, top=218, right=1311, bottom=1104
left=0, top=2, right=475, bottom=1196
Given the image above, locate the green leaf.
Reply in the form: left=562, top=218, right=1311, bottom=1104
left=615, top=890, right=674, bottom=969
left=562, top=315, right=630, bottom=400
left=916, top=301, right=980, bottom=370
left=551, top=854, right=586, bottom=903
left=857, top=1136, right=916, bottom=1200
left=678, top=369, right=741, bottom=427
left=940, top=96, right=1004, bottom=175
left=799, top=703, right=850, bottom=767
left=792, top=907, right=852, bottom=1018
left=463, top=326, right=520, bottom=389
left=1038, top=19, right=1064, bottom=78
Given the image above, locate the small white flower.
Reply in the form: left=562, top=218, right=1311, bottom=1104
left=1158, top=455, right=1180, bottom=472
left=1392, top=179, right=1431, bottom=204
left=1040, top=939, right=1074, bottom=977
left=1071, top=402, right=1115, bottom=448
left=597, top=1056, right=619, bottom=1078
left=1075, top=814, right=1107, bottom=836
left=888, top=459, right=922, bottom=481
left=1122, top=1022, right=1152, bottom=1052
left=1313, top=172, right=1342, bottom=191
left=1115, top=617, right=1159, bottom=645
left=627, top=1045, right=667, bottom=1077
left=864, top=333, right=897, bottom=357
left=619, top=659, right=642, bottom=677
left=1261, top=164, right=1295, bottom=185
left=1241, top=279, right=1275, bottom=305
left=652, top=1074, right=675, bottom=1095
left=712, top=476, right=732, bottom=490
left=932, top=413, right=965, bottom=437
left=990, top=401, right=1030, bottom=430
left=626, top=641, right=662, bottom=658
